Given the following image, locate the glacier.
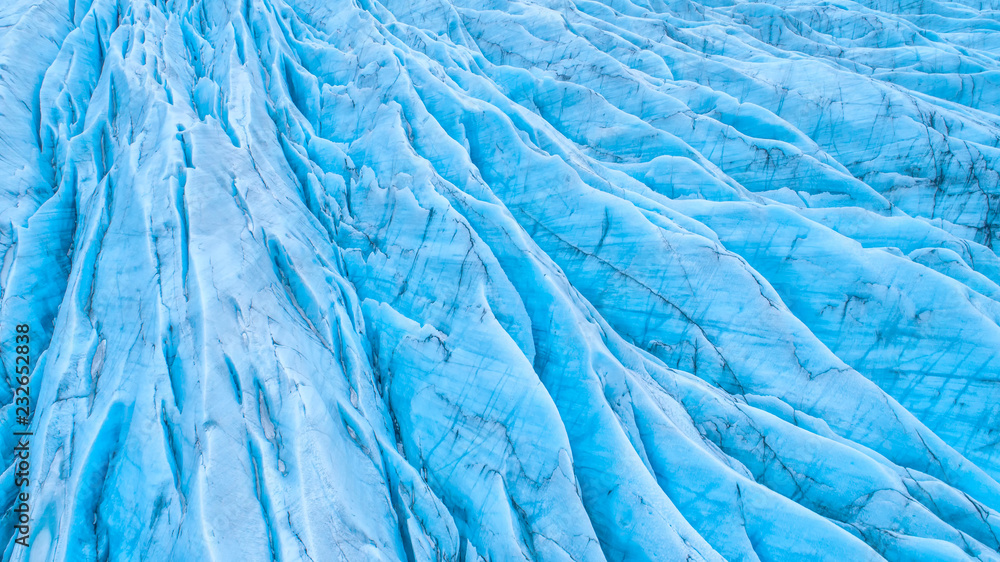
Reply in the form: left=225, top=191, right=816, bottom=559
left=1, top=0, right=1000, bottom=559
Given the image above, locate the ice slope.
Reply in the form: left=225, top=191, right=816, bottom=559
left=0, top=0, right=999, bottom=559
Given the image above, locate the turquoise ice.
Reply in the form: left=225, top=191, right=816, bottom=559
left=1, top=0, right=999, bottom=559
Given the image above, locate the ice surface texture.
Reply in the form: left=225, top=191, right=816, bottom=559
left=1, top=0, right=1000, bottom=559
